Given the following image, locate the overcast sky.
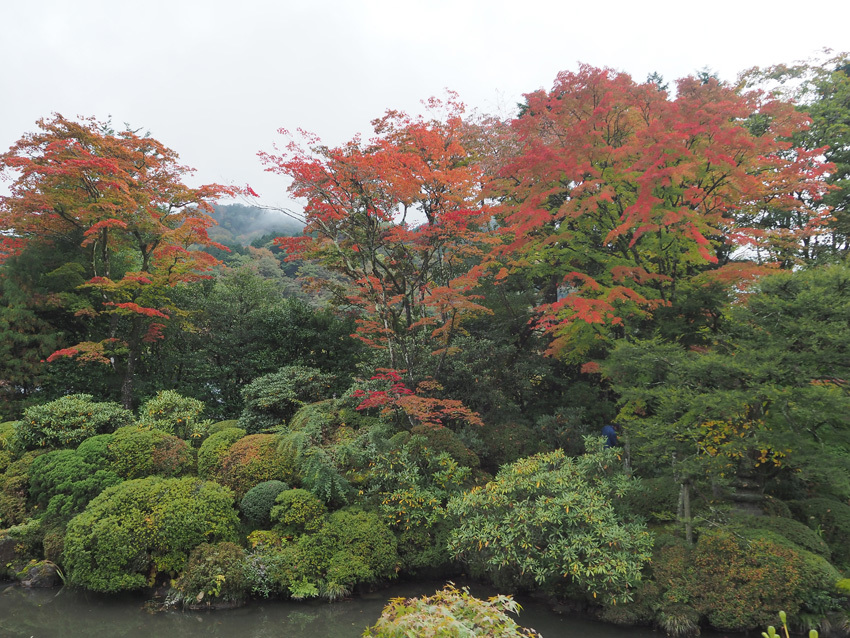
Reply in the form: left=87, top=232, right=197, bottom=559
left=2, top=0, right=848, bottom=207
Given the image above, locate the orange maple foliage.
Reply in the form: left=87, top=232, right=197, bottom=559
left=261, top=97, right=495, bottom=375
left=0, top=114, right=234, bottom=406
left=487, top=65, right=832, bottom=357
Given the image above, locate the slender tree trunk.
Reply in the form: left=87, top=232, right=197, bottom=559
left=120, top=318, right=143, bottom=410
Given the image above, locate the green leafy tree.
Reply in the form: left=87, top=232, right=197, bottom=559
left=238, top=366, right=336, bottom=433
left=604, top=264, right=850, bottom=514
left=447, top=440, right=652, bottom=603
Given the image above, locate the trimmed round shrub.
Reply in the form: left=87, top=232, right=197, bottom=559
left=63, top=476, right=240, bottom=592
left=364, top=583, right=540, bottom=637
left=238, top=366, right=336, bottom=434
left=197, top=427, right=245, bottom=479
left=108, top=426, right=195, bottom=479
left=789, top=497, right=850, bottom=570
left=658, top=529, right=843, bottom=632
left=731, top=515, right=831, bottom=559
left=270, top=488, right=326, bottom=536
left=171, top=542, right=248, bottom=608
left=74, top=433, right=114, bottom=466
left=217, top=434, right=298, bottom=498
left=137, top=390, right=208, bottom=441
left=15, top=394, right=133, bottom=451
left=28, top=449, right=122, bottom=525
left=273, top=508, right=399, bottom=600
left=207, top=420, right=239, bottom=435
left=240, top=480, right=289, bottom=527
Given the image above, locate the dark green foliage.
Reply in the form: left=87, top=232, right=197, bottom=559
left=409, top=424, right=479, bottom=469
left=789, top=498, right=850, bottom=570
left=238, top=366, right=336, bottom=433
left=15, top=394, right=133, bottom=451
left=63, top=476, right=240, bottom=592
left=28, top=448, right=122, bottom=526
left=74, top=433, right=114, bottom=466
left=217, top=434, right=299, bottom=498
left=108, top=426, right=195, bottom=479
left=171, top=542, right=248, bottom=607
left=197, top=426, right=245, bottom=479
left=270, top=488, right=326, bottom=536
left=137, top=390, right=208, bottom=441
left=619, top=477, right=680, bottom=523
left=0, top=451, right=42, bottom=527
left=239, top=480, right=289, bottom=527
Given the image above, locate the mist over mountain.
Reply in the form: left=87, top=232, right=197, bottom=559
left=210, top=203, right=303, bottom=246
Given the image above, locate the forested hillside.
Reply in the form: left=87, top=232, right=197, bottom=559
left=1, top=56, right=849, bottom=635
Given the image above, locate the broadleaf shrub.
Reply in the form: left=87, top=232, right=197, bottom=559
left=270, top=488, right=326, bottom=536
left=197, top=427, right=245, bottom=479
left=15, top=394, right=133, bottom=451
left=137, top=390, right=209, bottom=441
left=363, top=583, right=541, bottom=637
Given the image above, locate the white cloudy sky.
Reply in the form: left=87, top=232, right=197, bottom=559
left=1, top=0, right=848, bottom=207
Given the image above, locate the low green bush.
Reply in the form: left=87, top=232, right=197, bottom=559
left=15, top=395, right=133, bottom=451
left=272, top=508, right=399, bottom=600
left=28, top=448, right=122, bottom=525
left=217, top=434, right=298, bottom=498
left=197, top=427, right=245, bottom=480
left=363, top=583, right=540, bottom=637
left=731, top=515, right=831, bottom=559
left=63, top=476, right=240, bottom=592
left=240, top=480, right=289, bottom=527
left=137, top=390, right=209, bottom=442
left=270, top=488, right=326, bottom=537
left=789, top=498, right=850, bottom=570
left=108, top=426, right=195, bottom=479
left=0, top=451, right=42, bottom=527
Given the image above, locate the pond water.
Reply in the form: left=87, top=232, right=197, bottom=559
left=0, top=579, right=735, bottom=638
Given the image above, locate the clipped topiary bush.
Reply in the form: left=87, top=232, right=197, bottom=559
left=217, top=434, right=298, bottom=498
left=789, top=498, right=850, bottom=570
left=363, top=583, right=541, bottom=637
left=108, top=426, right=195, bottom=479
left=170, top=542, right=248, bottom=608
left=273, top=508, right=399, bottom=600
left=15, top=394, right=133, bottom=451
left=240, top=480, right=289, bottom=527
left=238, top=366, right=336, bottom=434
left=137, top=390, right=209, bottom=441
left=270, top=488, right=326, bottom=536
left=28, top=448, right=122, bottom=526
left=197, top=427, right=245, bottom=480
left=63, top=476, right=240, bottom=592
